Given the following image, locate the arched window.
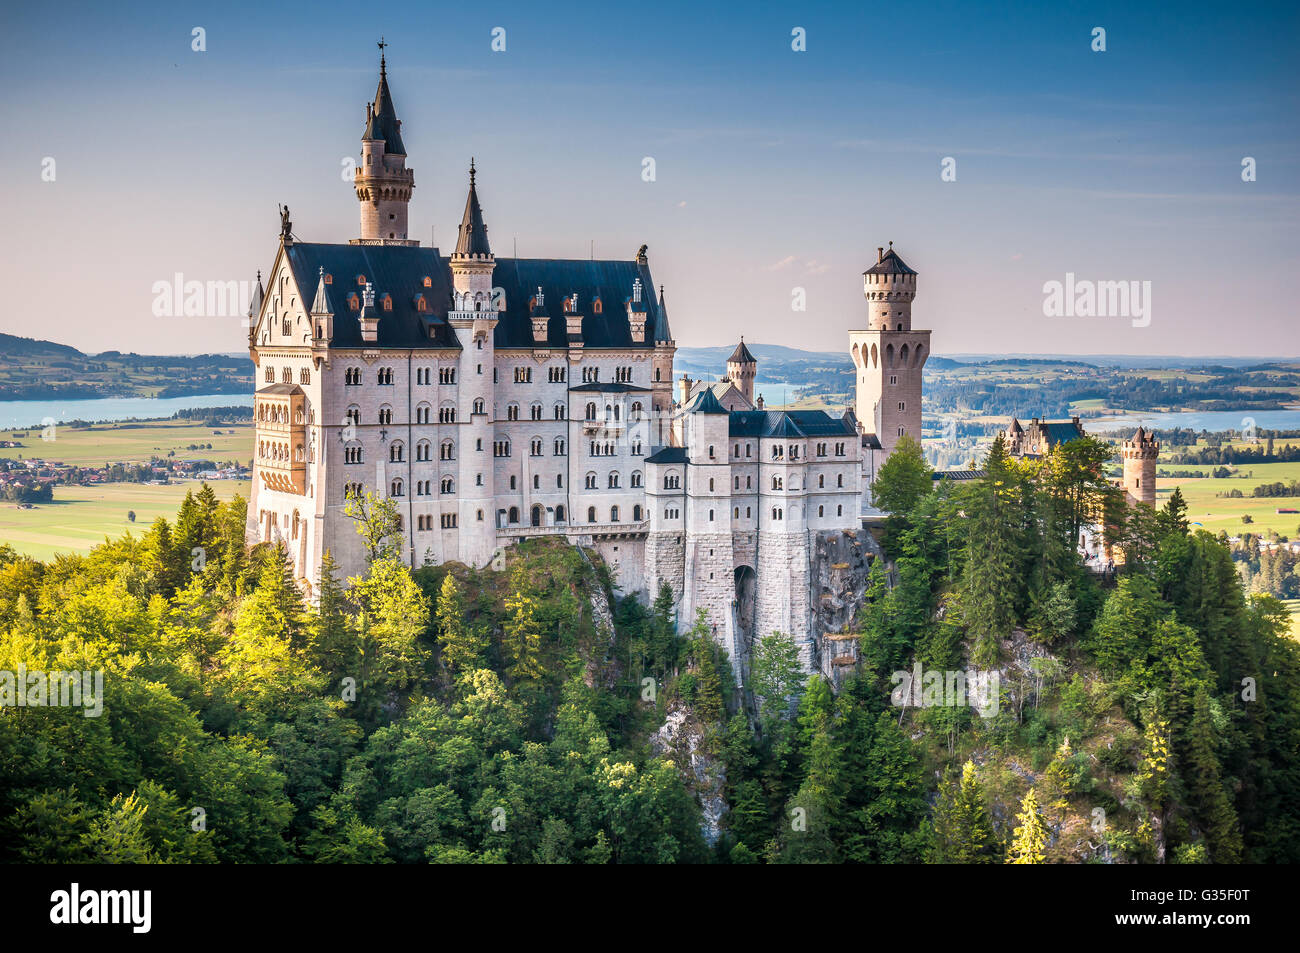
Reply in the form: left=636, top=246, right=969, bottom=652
left=633, top=505, right=642, bottom=521
left=389, top=478, right=404, bottom=497
left=416, top=440, right=431, bottom=461
left=610, top=506, right=620, bottom=522
left=440, top=439, right=455, bottom=460
left=631, top=471, right=642, bottom=488
left=378, top=405, right=393, bottom=425
left=473, top=398, right=485, bottom=415
left=389, top=441, right=404, bottom=463
left=585, top=402, right=597, bottom=421
left=441, top=477, right=454, bottom=494
left=508, top=506, right=520, bottom=524
left=555, top=505, right=566, bottom=523
left=587, top=506, right=596, bottom=523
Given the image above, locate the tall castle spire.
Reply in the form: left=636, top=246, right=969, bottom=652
left=454, top=159, right=492, bottom=258
left=352, top=39, right=417, bottom=246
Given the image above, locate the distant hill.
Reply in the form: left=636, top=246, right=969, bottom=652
left=0, top=333, right=253, bottom=401
left=0, top=332, right=84, bottom=360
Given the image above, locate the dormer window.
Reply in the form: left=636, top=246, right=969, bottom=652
left=423, top=276, right=432, bottom=288
left=348, top=294, right=359, bottom=311
left=593, top=297, right=603, bottom=314
left=382, top=294, right=393, bottom=312
left=323, top=273, right=333, bottom=284
left=356, top=275, right=366, bottom=286
left=415, top=295, right=427, bottom=312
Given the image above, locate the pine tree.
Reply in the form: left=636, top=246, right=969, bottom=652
left=931, top=760, right=998, bottom=863
left=308, top=551, right=357, bottom=684
left=436, top=573, right=486, bottom=674
left=963, top=435, right=1021, bottom=666
left=1008, top=787, right=1050, bottom=863
left=502, top=568, right=545, bottom=686
left=1182, top=690, right=1243, bottom=863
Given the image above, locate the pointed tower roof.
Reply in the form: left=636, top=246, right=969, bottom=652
left=247, top=271, right=264, bottom=320
left=863, top=242, right=917, bottom=276
left=688, top=385, right=727, bottom=415
left=655, top=285, right=673, bottom=343
left=364, top=41, right=406, bottom=155
left=454, top=160, right=491, bottom=258
left=310, top=267, right=332, bottom=315
left=728, top=337, right=756, bottom=365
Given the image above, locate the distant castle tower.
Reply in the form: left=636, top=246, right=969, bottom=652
left=726, top=338, right=757, bottom=406
left=353, top=41, right=417, bottom=246
left=848, top=243, right=929, bottom=458
left=1122, top=426, right=1159, bottom=506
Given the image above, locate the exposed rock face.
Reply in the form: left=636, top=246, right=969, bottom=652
left=812, top=528, right=881, bottom=687
left=650, top=705, right=727, bottom=846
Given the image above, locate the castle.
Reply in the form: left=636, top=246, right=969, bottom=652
left=244, top=48, right=927, bottom=675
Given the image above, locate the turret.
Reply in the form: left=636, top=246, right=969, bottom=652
left=448, top=160, right=498, bottom=568
left=1122, top=426, right=1159, bottom=506
left=863, top=241, right=917, bottom=331
left=353, top=41, right=417, bottom=246
left=726, top=337, right=757, bottom=406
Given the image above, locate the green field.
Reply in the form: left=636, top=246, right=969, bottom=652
left=1158, top=460, right=1300, bottom=537
left=0, top=481, right=246, bottom=561
left=1, top=420, right=253, bottom=466
left=1285, top=600, right=1300, bottom=640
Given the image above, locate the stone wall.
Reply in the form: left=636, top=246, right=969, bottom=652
left=812, top=528, right=881, bottom=685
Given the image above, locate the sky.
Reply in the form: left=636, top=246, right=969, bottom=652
left=1, top=0, right=1297, bottom=358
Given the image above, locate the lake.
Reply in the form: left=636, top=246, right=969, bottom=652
left=1088, top=409, right=1300, bottom=434
left=0, top=394, right=253, bottom=430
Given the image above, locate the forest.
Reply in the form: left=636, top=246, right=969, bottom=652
left=1, top=434, right=1297, bottom=863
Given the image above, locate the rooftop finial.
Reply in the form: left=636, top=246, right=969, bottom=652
left=378, top=37, right=387, bottom=73
left=469, top=157, right=476, bottom=186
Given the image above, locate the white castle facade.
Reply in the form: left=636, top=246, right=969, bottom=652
left=246, top=51, right=930, bottom=673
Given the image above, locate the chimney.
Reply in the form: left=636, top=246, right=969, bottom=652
left=877, top=247, right=884, bottom=262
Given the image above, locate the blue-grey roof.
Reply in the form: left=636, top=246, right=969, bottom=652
left=687, top=386, right=727, bottom=415
left=281, top=243, right=668, bottom=351
left=728, top=339, right=756, bottom=364
left=645, top=447, right=687, bottom=464
left=727, top=410, right=857, bottom=439
left=365, top=59, right=406, bottom=155
left=569, top=382, right=650, bottom=393
left=1041, top=421, right=1084, bottom=446
left=863, top=247, right=916, bottom=276
left=454, top=163, right=491, bottom=257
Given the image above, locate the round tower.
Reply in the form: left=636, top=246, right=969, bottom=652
left=1122, top=426, right=1159, bottom=506
left=353, top=42, right=417, bottom=246
left=863, top=242, right=917, bottom=331
left=848, top=242, right=929, bottom=459
left=726, top=338, right=757, bottom=407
